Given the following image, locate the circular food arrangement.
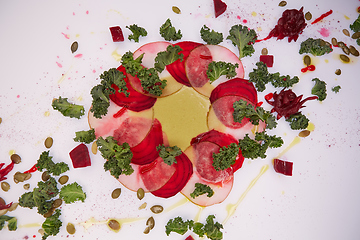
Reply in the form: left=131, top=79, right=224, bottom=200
left=1, top=1, right=360, bottom=240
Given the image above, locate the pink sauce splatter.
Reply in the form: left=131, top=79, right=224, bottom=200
left=318, top=28, right=330, bottom=37
left=243, top=19, right=248, bottom=23
left=237, top=15, right=241, bottom=20
left=74, top=54, right=83, bottom=58
left=92, top=69, right=96, bottom=73
left=56, top=62, right=62, bottom=68
left=86, top=10, right=89, bottom=14
left=61, top=32, right=70, bottom=39
left=17, top=95, right=20, bottom=98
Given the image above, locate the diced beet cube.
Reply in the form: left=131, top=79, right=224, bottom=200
left=260, top=55, right=274, bottom=67
left=213, top=0, right=227, bottom=18
left=185, top=235, right=195, bottom=240
left=69, top=143, right=91, bottom=168
left=273, top=158, right=293, bottom=176
left=109, top=26, right=124, bottom=42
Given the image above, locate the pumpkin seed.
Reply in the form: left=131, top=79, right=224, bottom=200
left=58, top=175, right=69, bottom=185
left=349, top=45, right=359, bottom=56
left=337, top=41, right=345, bottom=49
left=111, top=188, right=121, bottom=199
left=108, top=219, right=121, bottom=231
left=44, top=137, right=53, bottom=149
left=305, top=12, right=312, bottom=21
left=150, top=205, right=163, bottom=214
left=303, top=55, right=311, bottom=66
left=146, top=216, right=155, bottom=230
left=42, top=171, right=50, bottom=182
left=351, top=32, right=360, bottom=39
left=172, top=6, right=181, bottom=14
left=342, top=45, right=350, bottom=55
left=342, top=29, right=350, bottom=37
left=340, top=54, right=350, bottom=63
left=43, top=208, right=55, bottom=218
left=143, top=226, right=150, bottom=234
left=66, top=223, right=76, bottom=234
left=137, top=188, right=145, bottom=200
left=299, top=130, right=310, bottom=138
left=335, top=69, right=341, bottom=75
left=10, top=154, right=21, bottom=164
left=1, top=182, right=10, bottom=192
left=0, top=118, right=2, bottom=124
left=23, top=183, right=30, bottom=190
left=139, top=202, right=147, bottom=210
left=52, top=199, right=63, bottom=209
left=91, top=141, right=98, bottom=154
left=38, top=229, right=45, bottom=236
left=14, top=172, right=31, bottom=183
left=261, top=48, right=268, bottom=55
left=8, top=202, right=18, bottom=212
left=331, top=37, right=338, bottom=46
left=278, top=1, right=287, bottom=7
left=71, top=41, right=78, bottom=53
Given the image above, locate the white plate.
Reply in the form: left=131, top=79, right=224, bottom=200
left=0, top=0, right=359, bottom=239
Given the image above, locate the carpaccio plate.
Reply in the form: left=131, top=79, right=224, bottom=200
left=0, top=0, right=359, bottom=239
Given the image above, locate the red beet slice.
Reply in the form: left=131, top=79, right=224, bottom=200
left=69, top=143, right=91, bottom=168
left=260, top=55, right=274, bottom=67
left=166, top=41, right=202, bottom=87
left=139, top=156, right=176, bottom=192
left=151, top=152, right=193, bottom=198
left=130, top=119, right=164, bottom=165
left=109, top=26, right=124, bottom=42
left=109, top=66, right=157, bottom=112
left=274, top=159, right=293, bottom=176
left=209, top=78, right=258, bottom=105
left=0, top=161, right=14, bottom=181
left=213, top=0, right=227, bottom=18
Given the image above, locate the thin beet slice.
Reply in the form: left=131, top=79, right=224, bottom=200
left=130, top=119, right=163, bottom=165
left=166, top=41, right=202, bottom=87
left=69, top=143, right=91, bottom=168
left=151, top=152, right=193, bottom=198
left=109, top=65, right=157, bottom=112
left=210, top=78, right=257, bottom=105
left=213, top=0, right=227, bottom=18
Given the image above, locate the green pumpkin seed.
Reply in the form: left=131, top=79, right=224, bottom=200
left=335, top=69, right=341, bottom=75
left=42, top=171, right=50, bottom=182
left=342, top=29, right=350, bottom=37
left=58, top=175, right=69, bottom=185
left=303, top=55, right=311, bottom=66
left=0, top=118, right=2, bottom=124
left=305, top=12, right=312, bottom=21
left=340, top=54, right=350, bottom=63
left=52, top=199, right=63, bottom=208
left=139, top=202, right=147, bottom=210
left=1, top=182, right=10, bottom=192
left=349, top=45, right=359, bottom=56
left=8, top=202, right=18, bottom=212
left=111, top=188, right=121, bottom=199
left=14, top=172, right=31, bottom=183
left=331, top=37, right=338, bottom=46
left=150, top=205, right=163, bottom=214
left=43, top=208, right=55, bottom=218
left=299, top=130, right=310, bottom=138
left=143, top=226, right=150, bottom=234
left=146, top=216, right=155, bottom=230
left=172, top=6, right=181, bottom=14
left=337, top=41, right=345, bottom=48
left=66, top=223, right=76, bottom=234
left=44, top=137, right=53, bottom=149
left=351, top=32, right=360, bottom=39
left=137, top=188, right=145, bottom=200
left=24, top=183, right=30, bottom=190
left=10, top=154, right=21, bottom=164
left=342, top=46, right=350, bottom=55
left=108, top=219, right=121, bottom=231
left=278, top=1, right=287, bottom=7
left=71, top=41, right=78, bottom=53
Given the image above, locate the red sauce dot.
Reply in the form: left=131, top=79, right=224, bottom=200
left=308, top=65, right=315, bottom=71
left=301, top=67, right=308, bottom=73
left=33, top=235, right=36, bottom=238
left=242, top=19, right=247, bottom=23
left=17, top=95, right=20, bottom=98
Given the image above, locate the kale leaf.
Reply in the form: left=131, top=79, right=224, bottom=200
left=311, top=78, right=327, bottom=101
left=36, top=151, right=69, bottom=176
left=121, top=51, right=144, bottom=76
left=59, top=182, right=86, bottom=204
left=0, top=215, right=17, bottom=231
left=165, top=216, right=194, bottom=236
left=227, top=24, right=257, bottom=59
left=154, top=45, right=183, bottom=72
left=299, top=38, right=333, bottom=56
left=156, top=144, right=182, bottom=165
left=74, top=129, right=96, bottom=144
left=286, top=113, right=310, bottom=130
left=160, top=18, right=182, bottom=41
left=52, top=97, right=85, bottom=119
left=206, top=61, right=239, bottom=83
left=200, top=25, right=223, bottom=45
left=126, top=24, right=147, bottom=42
left=212, top=143, right=239, bottom=171
left=137, top=67, right=167, bottom=96
left=42, top=209, right=62, bottom=240
left=190, top=183, right=214, bottom=198
left=350, top=14, right=360, bottom=32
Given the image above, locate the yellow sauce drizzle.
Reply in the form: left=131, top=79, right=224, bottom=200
left=223, top=164, right=269, bottom=224
left=111, top=49, right=122, bottom=62
left=194, top=206, right=204, bottom=222
left=77, top=217, right=144, bottom=231
left=307, top=122, right=315, bottom=131
left=164, top=197, right=189, bottom=213
left=8, top=150, right=16, bottom=156
left=44, top=111, right=50, bottom=117
left=18, top=223, right=42, bottom=228
left=276, top=136, right=301, bottom=158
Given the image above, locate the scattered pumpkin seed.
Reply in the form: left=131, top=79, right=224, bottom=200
left=146, top=216, right=155, bottom=230
left=52, top=199, right=63, bottom=209
left=299, top=130, right=310, bottom=138
left=340, top=54, right=350, bottom=63
left=43, top=208, right=55, bottom=218
left=261, top=48, right=268, bottom=55
left=331, top=37, right=338, bottom=46
left=172, top=6, right=181, bottom=14
left=150, top=205, right=163, bottom=214
left=0, top=209, right=7, bottom=217
left=0, top=198, right=4, bottom=205
left=111, top=188, right=122, bottom=199
left=0, top=117, right=2, bottom=124
left=66, top=223, right=76, bottom=234
left=143, top=226, right=150, bottom=234
left=42, top=171, right=50, bottom=182
left=342, top=29, right=350, bottom=37
left=305, top=12, right=312, bottom=21
left=91, top=141, right=98, bottom=154
left=23, top=183, right=30, bottom=190
left=138, top=202, right=147, bottom=210
left=108, top=219, right=121, bottom=231
left=10, top=154, right=21, bottom=164
left=14, top=172, right=31, bottom=183
left=337, top=41, right=345, bottom=49
left=58, top=175, right=69, bottom=185
left=71, top=41, right=78, bottom=53
left=1, top=182, right=10, bottom=192
left=351, top=32, right=360, bottom=39
left=44, top=137, right=53, bottom=149
left=8, top=202, right=18, bottom=212
left=303, top=55, right=311, bottom=66
left=335, top=69, right=341, bottom=75
left=137, top=188, right=145, bottom=200
left=278, top=1, right=287, bottom=7
left=342, top=45, right=350, bottom=55
left=349, top=45, right=359, bottom=56
left=38, top=229, right=45, bottom=236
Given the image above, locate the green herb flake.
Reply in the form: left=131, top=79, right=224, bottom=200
left=74, top=129, right=96, bottom=144
left=126, top=24, right=147, bottom=42
left=332, top=85, right=341, bottom=93
left=52, top=97, right=85, bottom=119
left=190, top=183, right=214, bottom=198
left=200, top=25, right=223, bottom=45
left=160, top=18, right=182, bottom=41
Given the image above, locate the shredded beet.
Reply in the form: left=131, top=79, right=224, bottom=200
left=266, top=88, right=318, bottom=119
left=266, top=7, right=307, bottom=42
left=0, top=161, right=14, bottom=181
left=274, top=159, right=293, bottom=176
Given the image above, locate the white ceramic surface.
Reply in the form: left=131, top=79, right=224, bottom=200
left=0, top=0, right=359, bottom=239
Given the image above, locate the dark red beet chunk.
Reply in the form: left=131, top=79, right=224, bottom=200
left=109, top=26, right=124, bottom=42
left=109, top=66, right=157, bottom=112
left=130, top=119, right=164, bottom=165
left=0, top=201, right=12, bottom=210
left=151, top=152, right=193, bottom=198
left=213, top=0, right=227, bottom=18
left=266, top=7, right=307, bottom=42
left=260, top=55, right=274, bottom=67
left=69, top=143, right=91, bottom=168
left=274, top=159, right=293, bottom=176
left=210, top=78, right=258, bottom=105
left=185, top=235, right=195, bottom=240
left=266, top=88, right=318, bottom=119
left=166, top=41, right=202, bottom=87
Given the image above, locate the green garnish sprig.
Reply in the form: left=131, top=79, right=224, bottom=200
left=126, top=24, right=147, bottom=42
left=200, top=25, right=223, bottom=45
left=160, top=18, right=182, bottom=41
left=190, top=183, right=214, bottom=198
left=212, top=143, right=239, bottom=171
left=207, top=61, right=239, bottom=83
left=156, top=144, right=182, bottom=165
left=52, top=97, right=85, bottom=119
